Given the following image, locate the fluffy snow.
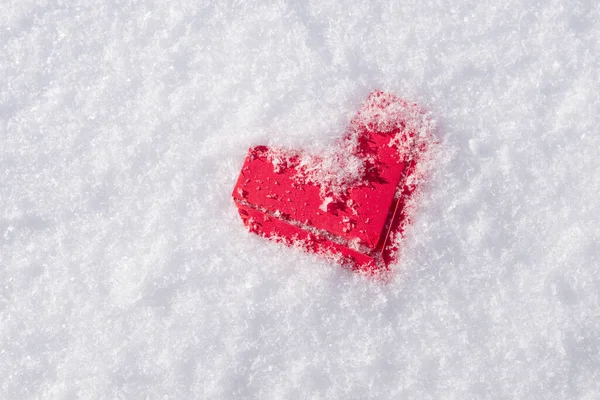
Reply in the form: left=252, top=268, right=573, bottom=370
left=2, top=0, right=600, bottom=398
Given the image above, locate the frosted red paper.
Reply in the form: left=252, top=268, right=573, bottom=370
left=232, top=91, right=428, bottom=273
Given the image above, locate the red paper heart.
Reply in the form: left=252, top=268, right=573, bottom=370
left=232, top=91, right=433, bottom=274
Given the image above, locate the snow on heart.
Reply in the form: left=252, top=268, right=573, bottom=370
left=266, top=91, right=436, bottom=202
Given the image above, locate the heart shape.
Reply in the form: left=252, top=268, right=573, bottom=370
left=232, top=91, right=433, bottom=273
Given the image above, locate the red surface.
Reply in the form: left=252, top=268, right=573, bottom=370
left=232, top=91, right=429, bottom=273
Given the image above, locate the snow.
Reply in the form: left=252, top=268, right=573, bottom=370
left=2, top=0, right=600, bottom=398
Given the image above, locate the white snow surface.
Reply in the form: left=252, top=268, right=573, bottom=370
left=2, top=0, right=600, bottom=398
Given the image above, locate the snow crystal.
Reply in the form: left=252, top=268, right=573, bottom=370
left=319, top=196, right=334, bottom=212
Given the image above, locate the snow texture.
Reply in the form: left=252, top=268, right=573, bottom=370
left=2, top=0, right=600, bottom=398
